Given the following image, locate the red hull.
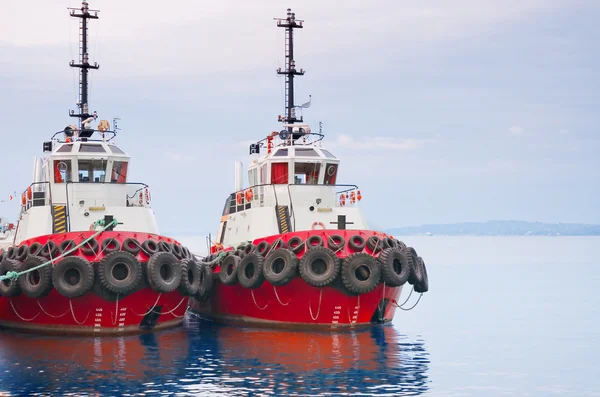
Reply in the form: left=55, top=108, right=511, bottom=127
left=191, top=229, right=405, bottom=329
left=0, top=231, right=190, bottom=335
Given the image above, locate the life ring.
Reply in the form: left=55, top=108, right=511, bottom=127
left=18, top=256, right=53, bottom=298
left=219, top=255, right=240, bottom=285
left=0, top=258, right=21, bottom=297
left=236, top=192, right=243, bottom=205
left=196, top=263, right=214, bottom=300
left=147, top=251, right=182, bottom=293
left=237, top=253, right=265, bottom=289
left=178, top=258, right=200, bottom=296
left=357, top=190, right=362, bottom=201
left=138, top=192, right=143, bottom=206
left=350, top=191, right=356, bottom=204
left=97, top=251, right=143, bottom=295
left=21, top=193, right=26, bottom=206
left=52, top=256, right=95, bottom=298
left=245, top=189, right=253, bottom=202
left=27, top=186, right=32, bottom=201
left=263, top=248, right=298, bottom=286
left=145, top=188, right=151, bottom=204
left=311, top=221, right=325, bottom=230
left=377, top=248, right=410, bottom=287
left=340, top=253, right=381, bottom=295
left=339, top=194, right=346, bottom=206
left=298, top=246, right=340, bottom=287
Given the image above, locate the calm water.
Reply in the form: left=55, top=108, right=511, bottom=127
left=0, top=236, right=598, bottom=396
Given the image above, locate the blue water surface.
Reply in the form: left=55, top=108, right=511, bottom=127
left=0, top=236, right=598, bottom=396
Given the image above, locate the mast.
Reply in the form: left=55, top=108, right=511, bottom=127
left=275, top=8, right=304, bottom=130
left=68, top=1, right=99, bottom=138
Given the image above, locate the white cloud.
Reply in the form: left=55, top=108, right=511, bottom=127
left=509, top=126, right=524, bottom=135
left=333, top=134, right=436, bottom=150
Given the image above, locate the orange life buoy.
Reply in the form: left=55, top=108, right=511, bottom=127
left=357, top=190, right=362, bottom=201
left=312, top=221, right=325, bottom=230
left=350, top=191, right=356, bottom=204
left=138, top=192, right=143, bottom=206
left=339, top=193, right=346, bottom=206
left=245, top=189, right=253, bottom=202
left=145, top=188, right=151, bottom=204
left=236, top=192, right=243, bottom=205
left=27, top=186, right=32, bottom=201
left=21, top=193, right=26, bottom=206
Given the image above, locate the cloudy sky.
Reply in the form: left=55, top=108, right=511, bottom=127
left=1, top=0, right=598, bottom=235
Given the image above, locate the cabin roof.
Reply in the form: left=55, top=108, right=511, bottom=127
left=52, top=141, right=128, bottom=157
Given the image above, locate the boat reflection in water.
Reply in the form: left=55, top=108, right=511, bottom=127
left=0, top=316, right=429, bottom=396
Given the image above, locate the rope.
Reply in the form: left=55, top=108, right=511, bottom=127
left=396, top=293, right=423, bottom=311
left=0, top=218, right=118, bottom=282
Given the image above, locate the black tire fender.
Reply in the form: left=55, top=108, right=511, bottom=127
left=414, top=256, right=429, bottom=293
left=52, top=256, right=95, bottom=298
left=101, top=237, right=121, bottom=254
left=237, top=253, right=265, bottom=289
left=306, top=234, right=324, bottom=248
left=171, top=243, right=184, bottom=259
left=405, top=247, right=421, bottom=286
left=178, top=258, right=200, bottom=296
left=27, top=242, right=43, bottom=257
left=59, top=239, right=79, bottom=256
left=40, top=240, right=59, bottom=259
left=141, top=239, right=159, bottom=256
left=219, top=255, right=240, bottom=285
left=263, top=248, right=298, bottom=286
left=287, top=236, right=305, bottom=254
left=341, top=253, right=381, bottom=295
left=244, top=243, right=258, bottom=255
left=298, top=246, right=340, bottom=287
left=327, top=234, right=345, bottom=251
left=347, top=235, right=366, bottom=252
left=377, top=248, right=410, bottom=287
left=7, top=247, right=17, bottom=260
left=158, top=241, right=172, bottom=253
left=122, top=238, right=141, bottom=256
left=15, top=245, right=29, bottom=262
left=0, top=258, right=22, bottom=297
left=196, top=263, right=214, bottom=300
left=382, top=237, right=398, bottom=250
left=256, top=241, right=271, bottom=256
left=146, top=251, right=181, bottom=293
left=81, top=237, right=99, bottom=256
left=18, top=255, right=53, bottom=298
left=97, top=251, right=143, bottom=295
left=366, top=236, right=383, bottom=254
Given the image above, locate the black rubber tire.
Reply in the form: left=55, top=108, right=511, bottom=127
left=244, top=243, right=257, bottom=255
left=181, top=246, right=191, bottom=259
left=366, top=236, right=383, bottom=253
left=382, top=237, right=398, bottom=250
left=15, top=245, right=29, bottom=262
left=395, top=239, right=407, bottom=250
left=237, top=253, right=265, bottom=289
left=122, top=238, right=141, bottom=256
left=178, top=258, right=200, bottom=296
left=141, top=239, right=159, bottom=256
left=0, top=258, right=21, bottom=297
left=59, top=239, right=79, bottom=256
left=341, top=253, right=381, bottom=295
left=81, top=237, right=99, bottom=256
left=271, top=239, right=287, bottom=250
left=263, top=248, right=298, bottom=286
left=7, top=247, right=17, bottom=260
left=306, top=234, right=324, bottom=248
left=18, top=255, right=53, bottom=298
left=219, top=255, right=240, bottom=285
left=256, top=241, right=271, bottom=256
left=196, top=263, right=214, bottom=300
left=377, top=248, right=411, bottom=287
left=52, top=256, right=95, bottom=298
left=327, top=234, right=345, bottom=251
left=27, top=242, right=43, bottom=257
left=286, top=236, right=304, bottom=254
left=146, top=251, right=181, bottom=293
left=413, top=256, right=429, bottom=293
left=405, top=247, right=421, bottom=286
left=347, top=235, right=366, bottom=252
left=171, top=243, right=184, bottom=259
left=298, top=246, right=340, bottom=287
left=0, top=250, right=5, bottom=264
left=97, top=251, right=143, bottom=295
left=40, top=240, right=59, bottom=259
left=234, top=249, right=246, bottom=259
left=101, top=238, right=121, bottom=254
left=158, top=241, right=172, bottom=253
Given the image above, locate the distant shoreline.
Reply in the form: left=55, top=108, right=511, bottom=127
left=385, top=220, right=600, bottom=237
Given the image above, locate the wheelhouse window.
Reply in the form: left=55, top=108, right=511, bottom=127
left=273, top=149, right=288, bottom=157
left=78, top=159, right=107, bottom=182
left=324, top=163, right=338, bottom=185
left=109, top=145, right=125, bottom=154
left=56, top=144, right=73, bottom=153
left=248, top=168, right=258, bottom=187
left=295, top=148, right=319, bottom=157
left=321, top=149, right=337, bottom=159
left=294, top=163, right=320, bottom=185
left=53, top=160, right=72, bottom=183
left=111, top=161, right=128, bottom=183
left=271, top=162, right=289, bottom=184
left=79, top=144, right=106, bottom=153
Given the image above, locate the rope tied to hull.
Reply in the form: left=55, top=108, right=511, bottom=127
left=0, top=218, right=119, bottom=282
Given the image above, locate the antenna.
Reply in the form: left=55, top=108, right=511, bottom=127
left=275, top=8, right=305, bottom=132
left=68, top=1, right=100, bottom=138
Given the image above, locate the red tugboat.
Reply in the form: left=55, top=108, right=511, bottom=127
left=191, top=9, right=429, bottom=328
left=0, top=1, right=203, bottom=335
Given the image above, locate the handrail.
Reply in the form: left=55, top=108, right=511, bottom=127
left=227, top=183, right=359, bottom=197
left=51, top=129, right=117, bottom=143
